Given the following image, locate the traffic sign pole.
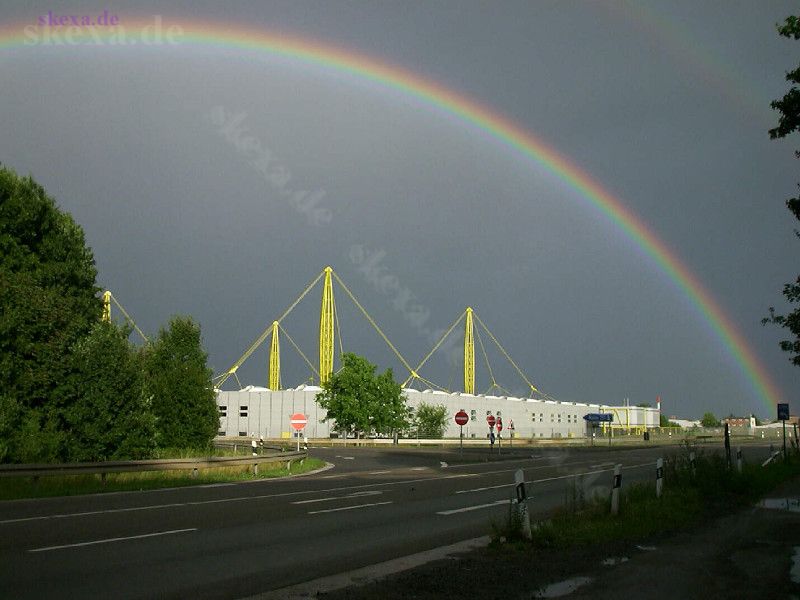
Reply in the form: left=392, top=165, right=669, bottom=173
left=459, top=425, right=463, bottom=456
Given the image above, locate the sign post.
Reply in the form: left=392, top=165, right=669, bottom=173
left=611, top=464, right=622, bottom=515
left=778, top=403, right=790, bottom=460
left=509, top=419, right=514, bottom=448
left=496, top=417, right=503, bottom=455
left=487, top=414, right=496, bottom=451
left=455, top=410, right=469, bottom=457
left=290, top=413, right=308, bottom=452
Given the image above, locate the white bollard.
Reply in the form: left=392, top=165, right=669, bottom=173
left=736, top=447, right=742, bottom=473
left=656, top=458, right=664, bottom=498
left=512, top=469, right=532, bottom=540
left=611, top=464, right=622, bottom=516
left=689, top=451, right=696, bottom=477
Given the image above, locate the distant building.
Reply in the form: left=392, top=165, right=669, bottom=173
left=722, top=416, right=756, bottom=428
left=670, top=418, right=700, bottom=429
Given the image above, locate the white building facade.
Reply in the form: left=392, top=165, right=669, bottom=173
left=217, top=386, right=659, bottom=440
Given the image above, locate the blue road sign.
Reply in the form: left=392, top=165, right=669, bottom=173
left=583, top=413, right=613, bottom=423
left=777, top=403, right=790, bottom=421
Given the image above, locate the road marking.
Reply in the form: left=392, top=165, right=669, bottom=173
left=436, top=500, right=507, bottom=516
left=292, top=490, right=383, bottom=505
left=410, top=467, right=427, bottom=471
left=445, top=474, right=478, bottom=479
left=455, top=483, right=511, bottom=494
left=369, top=470, right=391, bottom=475
left=590, top=463, right=614, bottom=469
left=0, top=460, right=654, bottom=524
left=308, top=501, right=392, bottom=515
left=334, top=456, right=355, bottom=460
left=28, top=528, right=197, bottom=553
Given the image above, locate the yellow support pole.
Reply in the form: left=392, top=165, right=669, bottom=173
left=102, top=290, right=111, bottom=322
left=464, top=307, right=475, bottom=394
left=319, top=266, right=335, bottom=385
left=269, top=321, right=281, bottom=390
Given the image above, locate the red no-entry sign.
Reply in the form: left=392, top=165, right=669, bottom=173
left=496, top=417, right=503, bottom=432
left=290, top=413, right=308, bottom=431
left=487, top=414, right=496, bottom=428
left=455, top=410, right=469, bottom=426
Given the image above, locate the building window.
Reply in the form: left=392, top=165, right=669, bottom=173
left=471, top=410, right=477, bottom=421
left=239, top=405, right=247, bottom=411
left=240, top=411, right=248, bottom=417
left=217, top=430, right=225, bottom=436
left=539, top=413, right=544, bottom=422
left=238, top=431, right=247, bottom=437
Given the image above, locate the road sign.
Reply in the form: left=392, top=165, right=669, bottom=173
left=290, top=413, right=308, bottom=431
left=778, top=403, right=790, bottom=421
left=487, top=414, right=496, bottom=428
left=496, top=417, right=503, bottom=432
left=583, top=413, right=613, bottom=423
left=455, top=410, right=469, bottom=426
left=509, top=419, right=514, bottom=430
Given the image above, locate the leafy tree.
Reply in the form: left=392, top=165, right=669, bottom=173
left=414, top=403, right=448, bottom=438
left=659, top=414, right=678, bottom=428
left=144, top=316, right=218, bottom=450
left=63, top=321, right=156, bottom=461
left=764, top=16, right=800, bottom=365
left=316, top=353, right=410, bottom=438
left=700, top=412, right=719, bottom=428
left=0, top=166, right=101, bottom=462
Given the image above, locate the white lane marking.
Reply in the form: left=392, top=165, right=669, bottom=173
left=534, top=576, right=593, bottom=598
left=334, top=456, right=355, bottom=460
left=1, top=461, right=654, bottom=525
left=369, top=470, right=391, bottom=475
left=456, top=483, right=512, bottom=494
left=308, top=501, right=392, bottom=515
left=410, top=467, right=427, bottom=471
left=28, top=528, right=197, bottom=553
left=445, top=474, right=478, bottom=479
left=437, top=500, right=507, bottom=516
left=292, top=490, right=383, bottom=505
left=590, top=463, right=614, bottom=469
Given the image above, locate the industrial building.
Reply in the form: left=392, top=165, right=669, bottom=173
left=216, top=386, right=659, bottom=440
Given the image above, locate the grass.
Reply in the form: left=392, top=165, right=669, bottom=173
left=0, top=457, right=326, bottom=501
left=493, top=449, right=800, bottom=550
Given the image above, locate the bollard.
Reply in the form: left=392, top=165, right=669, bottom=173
left=253, top=463, right=259, bottom=476
left=101, top=472, right=107, bottom=485
left=656, top=458, right=664, bottom=498
left=611, top=464, right=622, bottom=516
left=286, top=460, right=291, bottom=472
left=192, top=467, right=198, bottom=479
left=512, top=469, right=532, bottom=540
left=736, top=447, right=742, bottom=473
left=689, top=451, right=696, bottom=477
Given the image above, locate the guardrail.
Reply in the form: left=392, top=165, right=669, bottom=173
left=0, top=450, right=308, bottom=479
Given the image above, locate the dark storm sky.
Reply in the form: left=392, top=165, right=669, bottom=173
left=2, top=1, right=798, bottom=419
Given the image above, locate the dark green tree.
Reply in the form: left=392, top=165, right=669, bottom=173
left=764, top=16, right=800, bottom=366
left=63, top=321, right=156, bottom=461
left=414, top=403, right=448, bottom=438
left=144, top=316, right=218, bottom=450
left=700, top=412, right=719, bottom=428
left=316, top=353, right=410, bottom=438
left=0, top=166, right=101, bottom=462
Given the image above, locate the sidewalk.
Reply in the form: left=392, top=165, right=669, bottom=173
left=318, top=477, right=800, bottom=600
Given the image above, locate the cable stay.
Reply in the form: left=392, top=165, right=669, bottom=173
left=101, top=291, right=149, bottom=342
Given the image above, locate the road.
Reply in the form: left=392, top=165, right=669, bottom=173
left=0, top=443, right=770, bottom=599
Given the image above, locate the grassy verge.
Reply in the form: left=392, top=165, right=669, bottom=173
left=0, top=457, right=326, bottom=501
left=495, top=451, right=800, bottom=549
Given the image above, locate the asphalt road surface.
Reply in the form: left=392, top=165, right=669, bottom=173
left=0, top=443, right=771, bottom=599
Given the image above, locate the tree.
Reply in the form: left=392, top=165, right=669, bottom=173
left=700, top=412, right=719, bottom=428
left=0, top=166, right=101, bottom=462
left=414, top=403, right=448, bottom=438
left=62, top=321, right=156, bottom=461
left=659, top=414, right=678, bottom=428
left=144, top=316, right=218, bottom=450
left=316, top=353, right=410, bottom=438
left=764, top=16, right=800, bottom=366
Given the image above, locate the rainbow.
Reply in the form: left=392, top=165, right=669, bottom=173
left=0, top=16, right=785, bottom=411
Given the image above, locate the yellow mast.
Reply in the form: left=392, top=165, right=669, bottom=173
left=319, top=266, right=335, bottom=385
left=269, top=321, right=281, bottom=390
left=102, top=290, right=111, bottom=322
left=464, top=307, right=475, bottom=394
